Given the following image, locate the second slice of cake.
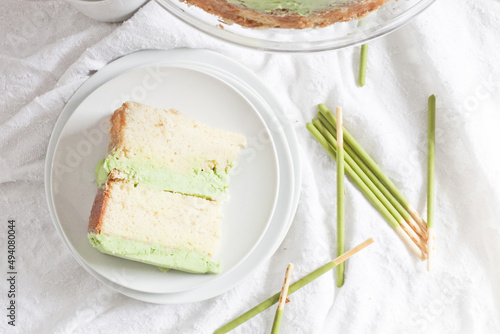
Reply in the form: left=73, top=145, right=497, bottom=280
left=89, top=175, right=222, bottom=273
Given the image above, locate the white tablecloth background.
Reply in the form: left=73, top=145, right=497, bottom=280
left=1, top=0, right=500, bottom=333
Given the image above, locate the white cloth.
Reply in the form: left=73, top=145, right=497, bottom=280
left=1, top=0, right=500, bottom=333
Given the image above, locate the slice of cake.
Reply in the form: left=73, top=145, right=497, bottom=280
left=89, top=175, right=221, bottom=273
left=100, top=101, right=247, bottom=201
left=181, top=0, right=390, bottom=29
left=88, top=102, right=246, bottom=274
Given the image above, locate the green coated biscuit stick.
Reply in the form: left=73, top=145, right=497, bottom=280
left=308, top=123, right=398, bottom=227
left=271, top=309, right=283, bottom=334
left=427, top=95, right=436, bottom=228
left=427, top=95, right=436, bottom=271
left=359, top=44, right=368, bottom=87
left=270, top=263, right=294, bottom=334
left=318, top=104, right=428, bottom=232
left=309, top=121, right=425, bottom=260
left=317, top=112, right=426, bottom=239
left=309, top=121, right=398, bottom=231
left=316, top=113, right=428, bottom=247
left=214, top=239, right=375, bottom=334
left=336, top=107, right=345, bottom=288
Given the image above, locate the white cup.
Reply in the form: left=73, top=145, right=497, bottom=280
left=67, top=0, right=150, bottom=22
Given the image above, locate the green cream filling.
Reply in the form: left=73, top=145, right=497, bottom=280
left=88, top=233, right=220, bottom=274
left=95, top=159, right=109, bottom=186
left=227, top=0, right=346, bottom=15
left=96, top=154, right=230, bottom=200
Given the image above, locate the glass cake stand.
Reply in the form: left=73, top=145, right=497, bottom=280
left=155, top=0, right=435, bottom=52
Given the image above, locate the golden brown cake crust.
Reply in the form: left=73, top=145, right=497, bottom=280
left=89, top=102, right=129, bottom=234
left=88, top=171, right=121, bottom=234
left=108, top=102, right=129, bottom=153
left=88, top=186, right=107, bottom=234
left=181, top=0, right=389, bottom=29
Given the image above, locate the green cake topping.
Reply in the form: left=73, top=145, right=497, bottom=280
left=95, top=159, right=109, bottom=186
left=227, top=0, right=349, bottom=16
left=88, top=233, right=220, bottom=274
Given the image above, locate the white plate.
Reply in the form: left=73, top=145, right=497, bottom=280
left=50, top=65, right=279, bottom=294
left=45, top=49, right=301, bottom=303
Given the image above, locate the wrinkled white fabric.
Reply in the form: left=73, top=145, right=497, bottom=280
left=1, top=0, right=500, bottom=333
